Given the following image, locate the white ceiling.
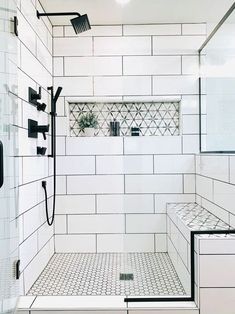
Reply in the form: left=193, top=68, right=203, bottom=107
left=39, top=0, right=235, bottom=26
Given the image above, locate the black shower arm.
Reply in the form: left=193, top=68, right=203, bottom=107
left=37, top=11, right=81, bottom=19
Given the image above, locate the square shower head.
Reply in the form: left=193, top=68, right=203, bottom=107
left=71, top=14, right=91, bottom=34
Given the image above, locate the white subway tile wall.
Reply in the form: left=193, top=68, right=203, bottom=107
left=52, top=22, right=204, bottom=255
left=196, top=155, right=235, bottom=224
left=16, top=0, right=54, bottom=295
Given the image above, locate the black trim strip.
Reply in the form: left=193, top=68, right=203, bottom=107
left=124, top=229, right=235, bottom=303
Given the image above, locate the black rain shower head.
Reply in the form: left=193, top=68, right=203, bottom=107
left=37, top=11, right=91, bottom=34
left=71, top=14, right=91, bottom=34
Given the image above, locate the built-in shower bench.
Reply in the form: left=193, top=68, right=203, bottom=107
left=167, top=202, right=235, bottom=313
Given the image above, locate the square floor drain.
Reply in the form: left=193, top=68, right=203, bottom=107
left=119, top=273, right=134, bottom=281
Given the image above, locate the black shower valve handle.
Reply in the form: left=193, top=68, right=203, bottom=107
left=36, top=124, right=50, bottom=140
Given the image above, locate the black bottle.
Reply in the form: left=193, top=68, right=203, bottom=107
left=110, top=119, right=120, bottom=136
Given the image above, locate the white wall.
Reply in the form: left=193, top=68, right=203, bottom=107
left=17, top=0, right=54, bottom=295
left=53, top=23, right=206, bottom=253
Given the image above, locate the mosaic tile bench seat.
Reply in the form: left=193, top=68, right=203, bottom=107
left=166, top=202, right=234, bottom=294
left=167, top=203, right=233, bottom=242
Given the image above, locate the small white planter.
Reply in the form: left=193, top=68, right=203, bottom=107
left=83, top=127, right=95, bottom=137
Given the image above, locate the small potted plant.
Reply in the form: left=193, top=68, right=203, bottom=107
left=78, top=112, right=98, bottom=137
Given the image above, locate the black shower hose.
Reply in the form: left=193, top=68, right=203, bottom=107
left=42, top=113, right=56, bottom=226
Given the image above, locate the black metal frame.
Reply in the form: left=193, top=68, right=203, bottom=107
left=124, top=229, right=235, bottom=303
left=198, top=2, right=235, bottom=154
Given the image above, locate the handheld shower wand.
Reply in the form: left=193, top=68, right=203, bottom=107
left=42, top=86, right=62, bottom=226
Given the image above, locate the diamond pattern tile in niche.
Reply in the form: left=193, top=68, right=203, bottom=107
left=69, top=102, right=180, bottom=137
left=28, top=253, right=186, bottom=296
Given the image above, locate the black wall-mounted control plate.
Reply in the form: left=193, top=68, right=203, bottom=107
left=28, top=87, right=39, bottom=106
left=28, top=119, right=38, bottom=138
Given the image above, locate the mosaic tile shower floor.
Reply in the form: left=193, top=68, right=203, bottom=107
left=28, top=253, right=186, bottom=296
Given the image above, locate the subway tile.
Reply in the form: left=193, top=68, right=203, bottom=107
left=155, top=194, right=195, bottom=213
left=21, top=44, right=52, bottom=89
left=55, top=116, right=68, bottom=136
left=182, top=115, right=199, bottom=134
left=19, top=232, right=38, bottom=270
left=196, top=175, right=213, bottom=202
left=200, top=288, right=235, bottom=314
left=200, top=255, right=235, bottom=287
left=31, top=296, right=126, bottom=309
left=53, top=37, right=92, bottom=56
left=124, top=136, right=182, bottom=154
left=23, top=238, right=54, bottom=293
left=183, top=135, right=199, bottom=154
left=181, top=95, right=199, bottom=115
left=18, top=180, right=44, bottom=215
left=182, top=56, right=199, bottom=75
left=37, top=222, right=53, bottom=250
left=123, top=56, right=181, bottom=75
left=213, top=180, right=235, bottom=214
left=94, top=76, right=151, bottom=96
left=56, top=176, right=66, bottom=195
left=153, top=75, right=199, bottom=95
left=123, top=95, right=181, bottom=102
left=55, top=215, right=67, bottom=234
left=155, top=234, right=167, bottom=252
left=96, top=155, right=153, bottom=174
left=66, top=137, right=123, bottom=155
left=23, top=203, right=45, bottom=240
left=97, top=194, right=154, bottom=213
left=18, top=10, right=36, bottom=56
left=55, top=235, right=96, bottom=253
left=56, top=195, right=96, bottom=214
left=67, top=175, right=124, bottom=194
left=182, top=23, right=207, bottom=35
left=65, top=25, right=122, bottom=37
left=36, top=38, right=52, bottom=74
left=197, top=155, right=229, bottom=182
left=154, top=155, right=195, bottom=174
left=123, top=24, right=181, bottom=35
left=94, top=37, right=151, bottom=56
left=200, top=238, right=235, bottom=254
left=53, top=26, right=64, bottom=37
left=56, top=136, right=66, bottom=155
left=126, top=214, right=166, bottom=233
left=54, top=76, right=93, bottom=96
left=153, top=35, right=205, bottom=55
left=64, top=56, right=122, bottom=76
left=22, top=157, right=48, bottom=184
left=68, top=215, right=125, bottom=234
left=53, top=57, right=64, bottom=76
left=184, top=174, right=196, bottom=193
left=97, top=234, right=154, bottom=252
left=125, top=175, right=183, bottom=193
left=57, top=156, right=95, bottom=175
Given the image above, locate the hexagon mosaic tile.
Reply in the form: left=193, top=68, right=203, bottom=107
left=28, top=253, right=186, bottom=296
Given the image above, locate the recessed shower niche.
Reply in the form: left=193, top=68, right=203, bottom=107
left=69, top=101, right=180, bottom=137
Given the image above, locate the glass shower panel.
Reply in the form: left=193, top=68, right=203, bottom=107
left=200, top=8, right=235, bottom=152
left=0, top=0, right=19, bottom=313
